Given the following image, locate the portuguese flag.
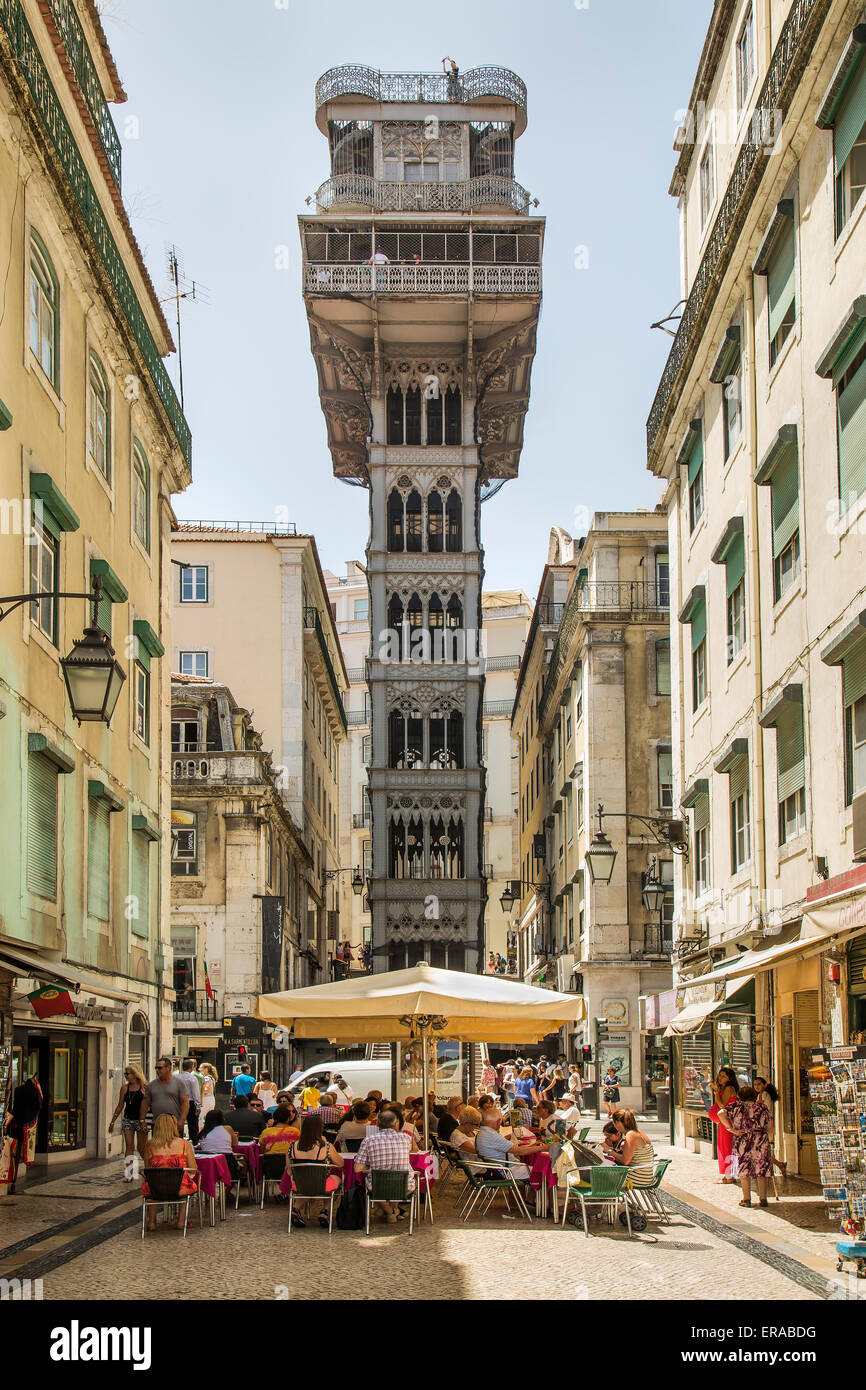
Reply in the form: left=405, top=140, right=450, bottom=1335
left=28, top=985, right=75, bottom=1019
left=203, top=962, right=214, bottom=1002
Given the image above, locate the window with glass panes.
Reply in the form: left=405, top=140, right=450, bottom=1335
left=178, top=651, right=208, bottom=678
left=657, top=749, right=673, bottom=809
left=132, top=441, right=150, bottom=551
left=769, top=443, right=801, bottom=600
left=566, top=786, right=574, bottom=842
left=843, top=643, right=866, bottom=805
left=694, top=794, right=710, bottom=896
left=729, top=759, right=751, bottom=872
left=87, top=796, right=110, bottom=920
left=354, top=597, right=369, bottom=620
left=655, top=552, right=670, bottom=606
left=766, top=218, right=796, bottom=366
left=29, top=511, right=59, bottom=644
left=179, top=565, right=208, bottom=602
left=723, top=359, right=743, bottom=460
left=29, top=232, right=58, bottom=387
left=700, top=139, right=715, bottom=226
left=736, top=5, right=754, bottom=112
left=833, top=56, right=866, bottom=237
left=835, top=333, right=866, bottom=515
left=656, top=641, right=671, bottom=696
left=774, top=702, right=807, bottom=844
left=133, top=659, right=150, bottom=744
left=88, top=352, right=110, bottom=480
left=575, top=662, right=583, bottom=721
left=687, top=595, right=707, bottom=709
left=171, top=714, right=199, bottom=752
left=687, top=431, right=704, bottom=531
left=726, top=573, right=746, bottom=665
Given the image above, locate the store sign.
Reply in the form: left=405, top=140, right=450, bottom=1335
left=73, top=1002, right=124, bottom=1023
left=171, top=929, right=196, bottom=954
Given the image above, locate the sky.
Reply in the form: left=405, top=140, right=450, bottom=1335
left=102, top=0, right=712, bottom=597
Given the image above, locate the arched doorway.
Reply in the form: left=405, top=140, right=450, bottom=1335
left=127, top=1010, right=150, bottom=1076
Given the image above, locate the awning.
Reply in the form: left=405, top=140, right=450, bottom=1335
left=0, top=943, right=137, bottom=1003
left=679, top=888, right=866, bottom=992
left=664, top=976, right=754, bottom=1037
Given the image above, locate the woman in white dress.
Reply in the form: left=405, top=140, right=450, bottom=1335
left=199, top=1062, right=218, bottom=1126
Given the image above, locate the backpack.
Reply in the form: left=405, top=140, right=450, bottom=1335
left=336, top=1183, right=365, bottom=1230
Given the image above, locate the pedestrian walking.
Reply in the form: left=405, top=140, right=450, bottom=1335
left=176, top=1058, right=202, bottom=1143
left=3, top=1075, right=42, bottom=1193
left=254, top=1071, right=279, bottom=1111
left=142, top=1056, right=189, bottom=1135
left=602, top=1064, right=621, bottom=1116
left=230, top=1064, right=257, bottom=1101
left=199, top=1062, right=218, bottom=1126
left=108, top=1063, right=148, bottom=1174
left=718, top=1085, right=774, bottom=1207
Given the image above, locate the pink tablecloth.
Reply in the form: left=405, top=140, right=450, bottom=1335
left=238, top=1142, right=263, bottom=1183
left=528, top=1151, right=556, bottom=1192
left=195, top=1153, right=232, bottom=1200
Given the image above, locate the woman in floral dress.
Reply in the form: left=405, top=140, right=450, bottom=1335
left=718, top=1085, right=773, bottom=1208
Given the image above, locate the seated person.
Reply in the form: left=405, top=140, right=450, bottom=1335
left=510, top=1098, right=533, bottom=1131
left=259, top=1104, right=301, bottom=1153
left=552, top=1095, right=583, bottom=1138
left=141, top=1114, right=198, bottom=1230
left=477, top=1094, right=495, bottom=1115
left=437, top=1096, right=464, bottom=1144
left=286, top=1114, right=344, bottom=1228
left=312, top=1091, right=344, bottom=1126
left=230, top=1093, right=268, bottom=1140
left=354, top=1110, right=415, bottom=1223
left=198, top=1109, right=239, bottom=1155
left=474, top=1107, right=540, bottom=1180
left=535, top=1101, right=556, bottom=1139
left=608, top=1109, right=655, bottom=1186
left=449, top=1105, right=482, bottom=1157
left=299, top=1080, right=321, bottom=1111
left=601, top=1120, right=624, bottom=1158
left=382, top=1103, right=420, bottom=1149
left=337, top=1099, right=372, bottom=1151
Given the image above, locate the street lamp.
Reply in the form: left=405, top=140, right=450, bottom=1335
left=584, top=805, right=617, bottom=884
left=641, top=858, right=668, bottom=913
left=1, top=576, right=125, bottom=724
left=585, top=802, right=688, bottom=885
left=351, top=867, right=364, bottom=896
left=323, top=864, right=365, bottom=894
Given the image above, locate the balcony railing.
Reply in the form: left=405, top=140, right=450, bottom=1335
left=347, top=709, right=369, bottom=727
left=642, top=924, right=674, bottom=956
left=46, top=0, right=122, bottom=187
left=305, top=262, right=541, bottom=296
left=0, top=0, right=192, bottom=470
left=173, top=991, right=219, bottom=1022
left=577, top=581, right=669, bottom=613
left=484, top=653, right=522, bottom=671
left=646, top=0, right=828, bottom=462
left=537, top=601, right=565, bottom=626
left=344, top=666, right=367, bottom=684
left=173, top=520, right=297, bottom=535
left=314, top=174, right=531, bottom=216
left=304, top=606, right=347, bottom=733
left=483, top=700, right=513, bottom=717
left=352, top=812, right=371, bottom=829
left=315, top=64, right=527, bottom=119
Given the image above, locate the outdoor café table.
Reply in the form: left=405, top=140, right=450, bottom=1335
left=237, top=1141, right=263, bottom=1199
left=195, top=1153, right=232, bottom=1225
left=529, top=1150, right=558, bottom=1220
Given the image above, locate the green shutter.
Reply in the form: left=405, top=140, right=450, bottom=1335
left=87, top=797, right=110, bottom=921
left=694, top=793, right=710, bottom=832
left=135, top=637, right=150, bottom=673
left=725, top=532, right=746, bottom=596
left=27, top=753, right=57, bottom=899
left=834, top=56, right=866, bottom=175
left=688, top=431, right=704, bottom=485
left=839, top=356, right=866, bottom=512
left=771, top=445, right=800, bottom=555
left=95, top=588, right=111, bottom=637
left=131, top=833, right=150, bottom=937
left=843, top=640, right=866, bottom=707
left=729, top=756, right=749, bottom=801
left=691, top=597, right=707, bottom=652
left=767, top=223, right=796, bottom=342
left=776, top=703, right=805, bottom=802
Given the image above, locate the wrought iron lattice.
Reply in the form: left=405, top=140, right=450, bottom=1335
left=303, top=227, right=540, bottom=266
left=46, top=0, right=121, bottom=186
left=315, top=174, right=530, bottom=215
left=304, top=263, right=541, bottom=295
left=646, top=0, right=831, bottom=464
left=0, top=0, right=191, bottom=467
left=314, top=64, right=527, bottom=115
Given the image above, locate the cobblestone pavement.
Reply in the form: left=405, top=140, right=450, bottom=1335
left=0, top=1120, right=861, bottom=1302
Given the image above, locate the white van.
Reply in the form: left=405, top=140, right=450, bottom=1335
left=286, top=1058, right=391, bottom=1100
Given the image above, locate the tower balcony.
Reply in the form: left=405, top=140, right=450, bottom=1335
left=315, top=65, right=527, bottom=135
left=314, top=174, right=531, bottom=217
left=304, top=261, right=541, bottom=296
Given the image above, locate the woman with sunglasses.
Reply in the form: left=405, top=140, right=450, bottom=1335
left=108, top=1063, right=148, bottom=1175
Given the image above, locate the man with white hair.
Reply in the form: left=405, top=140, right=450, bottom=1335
left=474, top=1106, right=540, bottom=1181
left=355, top=1109, right=416, bottom=1222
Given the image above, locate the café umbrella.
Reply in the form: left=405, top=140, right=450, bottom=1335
left=254, top=962, right=586, bottom=1150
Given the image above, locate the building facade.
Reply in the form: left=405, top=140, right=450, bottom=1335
left=0, top=0, right=191, bottom=1161
left=169, top=678, right=311, bottom=1093
left=648, top=0, right=866, bottom=1171
left=169, top=525, right=348, bottom=983
left=511, top=518, right=674, bottom=1108
left=481, top=590, right=532, bottom=974
left=302, top=64, right=543, bottom=972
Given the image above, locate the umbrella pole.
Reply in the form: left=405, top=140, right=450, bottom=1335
left=421, top=1024, right=430, bottom=1153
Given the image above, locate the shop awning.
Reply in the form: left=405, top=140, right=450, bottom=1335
left=678, top=886, right=866, bottom=993
left=0, top=943, right=137, bottom=1003
left=664, top=975, right=754, bottom=1037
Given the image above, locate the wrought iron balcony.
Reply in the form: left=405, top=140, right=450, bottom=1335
left=0, top=0, right=192, bottom=470
left=173, top=991, right=219, bottom=1022
left=352, top=812, right=371, bottom=829
left=537, top=601, right=565, bottom=627
left=642, top=924, right=674, bottom=956
left=483, top=700, right=514, bottom=717
left=46, top=0, right=122, bottom=187
left=303, top=606, right=347, bottom=733
left=315, top=64, right=527, bottom=127
left=347, top=709, right=369, bottom=727
left=314, top=174, right=531, bottom=216
left=646, top=0, right=828, bottom=464
left=485, top=654, right=522, bottom=671
left=304, top=262, right=541, bottom=296
left=577, top=581, right=670, bottom=613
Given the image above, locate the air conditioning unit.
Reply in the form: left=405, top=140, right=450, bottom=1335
left=853, top=792, right=866, bottom=862
left=556, top=954, right=576, bottom=992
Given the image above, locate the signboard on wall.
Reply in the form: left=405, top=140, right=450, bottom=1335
left=261, top=896, right=285, bottom=994
left=601, top=998, right=629, bottom=1026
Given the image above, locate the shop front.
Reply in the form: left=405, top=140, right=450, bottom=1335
left=665, top=979, right=756, bottom=1156
left=641, top=988, right=678, bottom=1120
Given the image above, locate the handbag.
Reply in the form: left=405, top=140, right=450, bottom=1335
left=336, top=1182, right=365, bottom=1230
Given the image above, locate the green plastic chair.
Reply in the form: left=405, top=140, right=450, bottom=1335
left=576, top=1126, right=591, bottom=1144
left=456, top=1158, right=533, bottom=1223
left=562, top=1163, right=632, bottom=1236
left=366, top=1169, right=413, bottom=1234
left=627, top=1157, right=672, bottom=1224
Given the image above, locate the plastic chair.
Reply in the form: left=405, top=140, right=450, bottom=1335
left=456, top=1158, right=533, bottom=1223
left=627, top=1158, right=672, bottom=1224
left=365, top=1169, right=413, bottom=1234
left=562, top=1163, right=632, bottom=1236
left=288, top=1162, right=338, bottom=1233
left=431, top=1135, right=458, bottom=1194
left=259, top=1151, right=287, bottom=1207
left=576, top=1127, right=591, bottom=1144
left=342, top=1137, right=364, bottom=1154
left=141, top=1167, right=200, bottom=1238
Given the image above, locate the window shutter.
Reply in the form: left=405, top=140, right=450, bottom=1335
left=770, top=445, right=800, bottom=555
left=729, top=756, right=749, bottom=802
left=687, top=432, right=704, bottom=485
left=87, top=798, right=110, bottom=920
left=694, top=793, right=710, bottom=832
left=27, top=753, right=58, bottom=898
left=767, top=223, right=795, bottom=341
left=843, top=641, right=866, bottom=707
left=776, top=704, right=805, bottom=802
left=838, top=356, right=866, bottom=512
left=834, top=57, right=866, bottom=176
left=725, top=532, right=745, bottom=596
left=131, top=834, right=150, bottom=937
left=691, top=597, right=707, bottom=652
left=135, top=636, right=151, bottom=673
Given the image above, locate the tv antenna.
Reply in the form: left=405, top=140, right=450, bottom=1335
left=162, top=243, right=210, bottom=409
